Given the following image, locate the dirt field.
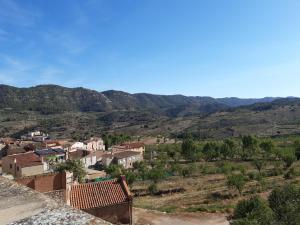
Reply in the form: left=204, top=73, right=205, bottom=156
left=133, top=208, right=229, bottom=225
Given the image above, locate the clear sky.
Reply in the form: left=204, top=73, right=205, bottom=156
left=0, top=0, right=300, bottom=98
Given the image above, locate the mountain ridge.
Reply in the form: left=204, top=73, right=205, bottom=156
left=0, top=84, right=285, bottom=114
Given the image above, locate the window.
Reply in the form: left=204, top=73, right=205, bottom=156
left=10, top=164, right=12, bottom=169
left=17, top=166, right=19, bottom=171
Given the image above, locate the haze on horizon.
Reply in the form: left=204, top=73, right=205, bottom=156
left=0, top=0, right=299, bottom=98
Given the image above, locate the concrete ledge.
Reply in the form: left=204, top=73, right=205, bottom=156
left=0, top=177, right=112, bottom=225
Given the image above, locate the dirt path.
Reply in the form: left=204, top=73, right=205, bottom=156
left=133, top=208, right=229, bottom=225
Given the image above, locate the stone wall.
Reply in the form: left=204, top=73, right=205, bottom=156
left=84, top=202, right=132, bottom=225
left=16, top=172, right=66, bottom=193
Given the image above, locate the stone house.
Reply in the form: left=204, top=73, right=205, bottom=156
left=112, top=151, right=143, bottom=169
left=68, top=149, right=97, bottom=168
left=68, top=176, right=133, bottom=225
left=85, top=137, right=105, bottom=151
left=113, top=142, right=146, bottom=155
left=2, top=152, right=44, bottom=178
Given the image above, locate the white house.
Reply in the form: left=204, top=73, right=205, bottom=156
left=70, top=142, right=87, bottom=152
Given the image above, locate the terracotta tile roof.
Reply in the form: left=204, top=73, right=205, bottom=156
left=5, top=152, right=43, bottom=167
left=70, top=178, right=131, bottom=209
left=121, top=142, right=145, bottom=149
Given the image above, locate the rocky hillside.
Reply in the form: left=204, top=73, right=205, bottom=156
left=0, top=84, right=279, bottom=116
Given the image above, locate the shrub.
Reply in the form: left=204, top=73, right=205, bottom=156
left=227, top=174, right=247, bottom=196
left=231, top=196, right=274, bottom=225
left=148, top=183, right=158, bottom=195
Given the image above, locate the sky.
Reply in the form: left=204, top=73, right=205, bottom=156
left=0, top=0, right=300, bottom=98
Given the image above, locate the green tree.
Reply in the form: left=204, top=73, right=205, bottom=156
left=221, top=139, right=236, bottom=159
left=181, top=138, right=196, bottom=161
left=259, top=140, right=274, bottom=155
left=227, top=174, right=247, bottom=195
left=125, top=171, right=136, bottom=188
left=148, top=166, right=165, bottom=183
left=231, top=196, right=274, bottom=225
left=242, top=136, right=258, bottom=159
left=202, top=142, right=220, bottom=161
left=268, top=185, right=300, bottom=225
left=279, top=149, right=297, bottom=169
left=252, top=159, right=265, bottom=175
left=294, top=140, right=300, bottom=160
left=55, top=160, right=87, bottom=183
left=105, top=164, right=124, bottom=178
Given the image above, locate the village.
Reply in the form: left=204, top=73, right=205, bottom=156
left=0, top=130, right=146, bottom=225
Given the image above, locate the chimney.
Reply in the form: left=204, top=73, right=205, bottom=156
left=64, top=171, right=73, bottom=206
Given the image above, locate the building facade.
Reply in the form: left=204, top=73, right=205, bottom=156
left=2, top=152, right=44, bottom=178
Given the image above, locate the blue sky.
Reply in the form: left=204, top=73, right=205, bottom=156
left=0, top=0, right=300, bottom=98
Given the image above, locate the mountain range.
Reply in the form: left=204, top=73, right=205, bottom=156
left=0, top=84, right=299, bottom=139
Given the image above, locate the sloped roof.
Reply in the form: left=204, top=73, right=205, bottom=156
left=70, top=178, right=131, bottom=210
left=113, top=151, right=141, bottom=159
left=4, top=152, right=43, bottom=167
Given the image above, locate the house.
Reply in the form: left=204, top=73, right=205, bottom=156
left=68, top=176, right=133, bottom=225
left=68, top=149, right=97, bottom=168
left=2, top=152, right=44, bottom=178
left=113, top=142, right=145, bottom=155
left=69, top=142, right=87, bottom=152
left=85, top=137, right=105, bottom=151
left=113, top=151, right=143, bottom=169
left=21, top=131, right=49, bottom=142
left=41, top=140, right=63, bottom=149
left=6, top=146, right=27, bottom=156
left=35, top=148, right=66, bottom=172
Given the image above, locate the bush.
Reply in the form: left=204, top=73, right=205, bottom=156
left=268, top=185, right=300, bottom=224
left=227, top=174, right=247, bottom=195
left=231, top=196, right=274, bottom=225
left=148, top=183, right=158, bottom=195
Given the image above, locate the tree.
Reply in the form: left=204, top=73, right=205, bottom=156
left=252, top=159, right=265, bottom=175
left=105, top=164, right=124, bottom=178
left=148, top=166, right=165, bottom=183
left=221, top=139, right=236, bottom=159
left=202, top=142, right=220, bottom=161
left=231, top=196, right=274, bottom=225
left=259, top=140, right=274, bottom=159
left=242, top=136, right=258, bottom=159
left=55, top=160, right=87, bottom=183
left=227, top=174, right=247, bottom=195
left=294, top=140, right=300, bottom=160
left=268, top=185, right=300, bottom=225
left=148, top=183, right=158, bottom=195
left=181, top=138, right=196, bottom=161
left=125, top=171, right=136, bottom=188
left=279, top=149, right=296, bottom=169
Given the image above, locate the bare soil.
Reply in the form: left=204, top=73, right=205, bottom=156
left=133, top=208, right=229, bottom=225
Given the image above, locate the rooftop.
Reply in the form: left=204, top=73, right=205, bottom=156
left=4, top=152, right=43, bottom=167
left=35, top=148, right=65, bottom=157
left=0, top=177, right=111, bottom=225
left=70, top=178, right=132, bottom=210
left=113, top=151, right=141, bottom=159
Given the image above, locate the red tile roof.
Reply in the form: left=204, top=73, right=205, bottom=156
left=4, top=152, right=43, bottom=167
left=70, top=178, right=131, bottom=210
